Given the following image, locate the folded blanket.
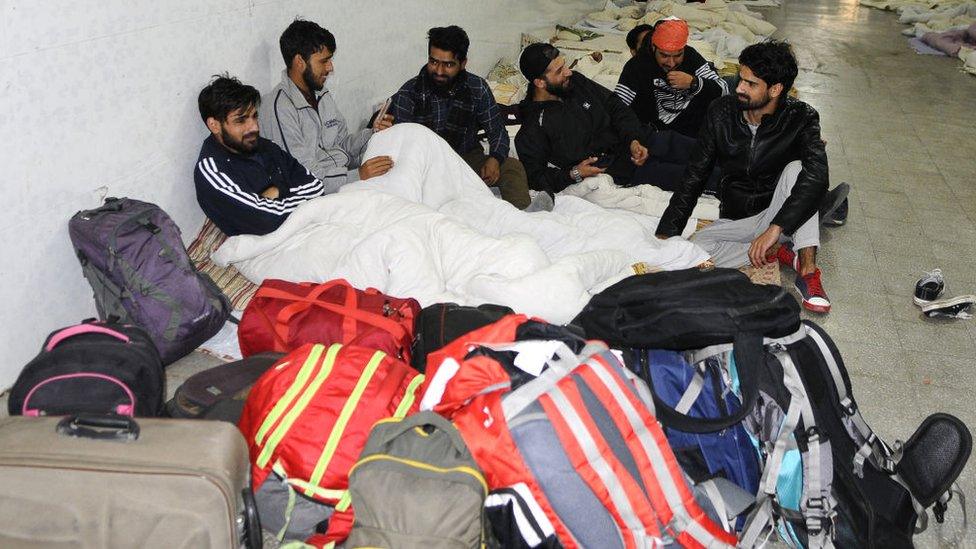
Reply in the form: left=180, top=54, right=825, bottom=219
left=559, top=174, right=720, bottom=228
left=921, top=22, right=976, bottom=55
left=213, top=124, right=708, bottom=324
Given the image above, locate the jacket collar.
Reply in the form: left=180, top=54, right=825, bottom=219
left=278, top=69, right=327, bottom=110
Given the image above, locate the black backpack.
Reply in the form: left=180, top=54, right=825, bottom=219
left=410, top=302, right=514, bottom=373
left=573, top=267, right=800, bottom=432
left=8, top=320, right=164, bottom=417
left=166, top=352, right=284, bottom=423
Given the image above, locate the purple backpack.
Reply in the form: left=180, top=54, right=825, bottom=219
left=69, top=198, right=230, bottom=365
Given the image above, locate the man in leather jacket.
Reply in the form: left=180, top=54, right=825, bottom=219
left=656, top=41, right=832, bottom=313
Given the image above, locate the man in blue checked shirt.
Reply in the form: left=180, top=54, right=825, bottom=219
left=389, top=26, right=532, bottom=210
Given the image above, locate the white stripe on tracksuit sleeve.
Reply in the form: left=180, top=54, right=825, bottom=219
left=614, top=83, right=638, bottom=106
left=196, top=157, right=322, bottom=216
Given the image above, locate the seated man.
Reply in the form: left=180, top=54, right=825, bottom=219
left=656, top=41, right=833, bottom=313
left=390, top=25, right=532, bottom=210
left=261, top=19, right=393, bottom=191
left=615, top=18, right=728, bottom=192
left=514, top=43, right=650, bottom=195
left=194, top=75, right=324, bottom=236
left=626, top=23, right=654, bottom=57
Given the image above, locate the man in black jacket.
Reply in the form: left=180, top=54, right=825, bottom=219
left=656, top=41, right=832, bottom=313
left=514, top=43, right=649, bottom=195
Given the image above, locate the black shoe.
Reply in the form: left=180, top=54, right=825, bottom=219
left=820, top=182, right=850, bottom=228
left=914, top=269, right=946, bottom=306
left=823, top=197, right=848, bottom=227
left=922, top=295, right=975, bottom=319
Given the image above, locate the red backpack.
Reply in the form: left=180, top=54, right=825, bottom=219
left=237, top=279, right=420, bottom=361
left=420, top=316, right=736, bottom=548
left=238, top=342, right=424, bottom=544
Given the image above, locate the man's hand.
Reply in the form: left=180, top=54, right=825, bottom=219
left=481, top=157, right=501, bottom=186
left=576, top=157, right=606, bottom=178
left=629, top=140, right=649, bottom=166
left=260, top=186, right=280, bottom=199
left=748, top=224, right=783, bottom=268
left=666, top=71, right=695, bottom=90
left=373, top=114, right=394, bottom=131
left=359, top=155, right=393, bottom=180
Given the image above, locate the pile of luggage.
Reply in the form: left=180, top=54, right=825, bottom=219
left=0, top=197, right=970, bottom=548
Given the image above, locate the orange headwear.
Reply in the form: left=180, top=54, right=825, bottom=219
left=652, top=18, right=689, bottom=51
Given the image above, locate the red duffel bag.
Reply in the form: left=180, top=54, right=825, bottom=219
left=238, top=279, right=420, bottom=360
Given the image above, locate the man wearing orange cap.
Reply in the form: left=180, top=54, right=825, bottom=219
left=615, top=18, right=729, bottom=138
left=614, top=18, right=728, bottom=193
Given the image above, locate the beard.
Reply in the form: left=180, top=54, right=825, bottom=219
left=426, top=69, right=456, bottom=93
left=545, top=79, right=571, bottom=98
left=736, top=92, right=772, bottom=111
left=303, top=64, right=324, bottom=93
left=220, top=127, right=259, bottom=154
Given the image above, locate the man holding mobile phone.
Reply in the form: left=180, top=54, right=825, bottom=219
left=514, top=43, right=650, bottom=196
left=389, top=26, right=533, bottom=210
left=261, top=19, right=393, bottom=193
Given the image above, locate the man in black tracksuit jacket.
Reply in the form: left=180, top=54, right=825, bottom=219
left=614, top=19, right=729, bottom=192
left=514, top=43, right=649, bottom=195
left=656, top=41, right=833, bottom=313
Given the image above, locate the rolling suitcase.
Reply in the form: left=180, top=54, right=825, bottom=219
left=0, top=414, right=261, bottom=548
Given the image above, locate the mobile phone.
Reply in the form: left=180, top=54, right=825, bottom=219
left=373, top=98, right=391, bottom=130
left=594, top=153, right=615, bottom=169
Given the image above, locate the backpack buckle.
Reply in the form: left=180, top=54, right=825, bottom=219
left=805, top=426, right=825, bottom=444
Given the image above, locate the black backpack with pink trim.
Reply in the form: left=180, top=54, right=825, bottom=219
left=8, top=320, right=164, bottom=417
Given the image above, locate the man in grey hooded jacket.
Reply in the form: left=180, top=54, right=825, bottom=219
left=260, top=19, right=394, bottom=193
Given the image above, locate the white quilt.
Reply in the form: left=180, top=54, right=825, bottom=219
left=558, top=174, right=721, bottom=226
left=212, top=124, right=708, bottom=324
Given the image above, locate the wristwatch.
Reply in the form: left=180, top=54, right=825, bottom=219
left=570, top=166, right=583, bottom=184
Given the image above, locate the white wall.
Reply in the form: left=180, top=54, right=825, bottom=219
left=0, top=0, right=597, bottom=389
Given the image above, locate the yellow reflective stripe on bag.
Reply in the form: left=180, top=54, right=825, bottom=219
left=304, top=350, right=386, bottom=497
left=257, top=343, right=342, bottom=468
left=393, top=373, right=425, bottom=418
left=255, top=344, right=326, bottom=446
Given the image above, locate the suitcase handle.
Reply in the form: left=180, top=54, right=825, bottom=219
left=46, top=324, right=130, bottom=351
left=56, top=413, right=140, bottom=442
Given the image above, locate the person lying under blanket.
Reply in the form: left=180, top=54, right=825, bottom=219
left=194, top=75, right=387, bottom=237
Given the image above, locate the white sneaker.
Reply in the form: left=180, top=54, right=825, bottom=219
left=921, top=295, right=975, bottom=319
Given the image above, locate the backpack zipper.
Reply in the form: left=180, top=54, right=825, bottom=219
left=350, top=454, right=488, bottom=495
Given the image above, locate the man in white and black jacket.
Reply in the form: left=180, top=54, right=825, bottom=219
left=514, top=43, right=650, bottom=196
left=614, top=18, right=728, bottom=192
left=194, top=75, right=324, bottom=237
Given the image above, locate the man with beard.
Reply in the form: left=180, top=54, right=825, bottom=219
left=656, top=41, right=842, bottom=313
left=514, top=43, right=650, bottom=196
left=194, top=75, right=324, bottom=236
left=615, top=18, right=727, bottom=192
left=261, top=19, right=393, bottom=192
left=389, top=25, right=532, bottom=210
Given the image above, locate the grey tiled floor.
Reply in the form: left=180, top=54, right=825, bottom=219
left=764, top=0, right=976, bottom=546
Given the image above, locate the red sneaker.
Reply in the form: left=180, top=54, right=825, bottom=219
left=795, top=269, right=831, bottom=313
left=775, top=244, right=798, bottom=271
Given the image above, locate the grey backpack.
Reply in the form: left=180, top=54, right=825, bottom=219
left=69, top=197, right=230, bottom=365
left=345, top=411, right=488, bottom=549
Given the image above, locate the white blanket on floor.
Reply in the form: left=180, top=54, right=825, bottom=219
left=212, top=124, right=708, bottom=324
left=558, top=174, right=720, bottom=227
